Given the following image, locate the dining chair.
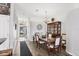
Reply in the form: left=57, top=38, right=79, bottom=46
left=47, top=36, right=61, bottom=55
left=35, top=34, right=45, bottom=49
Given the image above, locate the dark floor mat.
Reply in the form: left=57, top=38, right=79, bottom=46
left=20, top=41, right=32, bottom=56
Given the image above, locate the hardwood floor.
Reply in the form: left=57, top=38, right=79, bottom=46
left=14, top=40, right=71, bottom=56
left=26, top=41, right=71, bottom=56
left=26, top=41, right=48, bottom=56
left=14, top=41, right=20, bottom=56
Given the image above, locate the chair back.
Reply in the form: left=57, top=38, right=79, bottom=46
left=55, top=36, right=61, bottom=47
left=48, top=34, right=52, bottom=39
left=36, top=35, right=39, bottom=41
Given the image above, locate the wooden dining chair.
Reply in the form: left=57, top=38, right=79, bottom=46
left=35, top=34, right=45, bottom=49
left=47, top=36, right=61, bottom=55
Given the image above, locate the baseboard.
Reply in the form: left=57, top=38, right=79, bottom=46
left=66, top=50, right=76, bottom=56
left=13, top=40, right=18, bottom=55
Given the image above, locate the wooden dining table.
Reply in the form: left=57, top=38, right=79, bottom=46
left=39, top=37, right=55, bottom=45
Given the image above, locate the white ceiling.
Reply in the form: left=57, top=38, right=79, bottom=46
left=15, top=3, right=79, bottom=20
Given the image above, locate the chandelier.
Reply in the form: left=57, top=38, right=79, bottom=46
left=44, top=10, right=49, bottom=24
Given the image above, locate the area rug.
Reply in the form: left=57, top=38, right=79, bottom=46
left=20, top=41, right=32, bottom=56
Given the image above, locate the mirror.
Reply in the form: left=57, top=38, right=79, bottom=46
left=37, top=24, right=43, bottom=30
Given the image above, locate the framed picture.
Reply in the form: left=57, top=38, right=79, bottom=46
left=0, top=3, right=10, bottom=15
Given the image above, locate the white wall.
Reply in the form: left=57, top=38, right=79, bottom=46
left=9, top=4, right=18, bottom=55
left=17, top=16, right=30, bottom=41
left=27, top=18, right=31, bottom=41
left=28, top=4, right=79, bottom=55
left=65, top=8, right=79, bottom=56
left=15, top=3, right=79, bottom=56
left=12, top=6, right=18, bottom=54
left=30, top=21, right=46, bottom=35
left=0, top=15, right=9, bottom=50
left=9, top=4, right=15, bottom=50
left=0, top=4, right=17, bottom=54
left=15, top=4, right=77, bottom=42
left=30, top=18, right=47, bottom=41
left=29, top=15, right=69, bottom=41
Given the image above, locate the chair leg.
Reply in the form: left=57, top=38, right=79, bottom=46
left=56, top=47, right=61, bottom=53
left=36, top=42, right=38, bottom=48
left=52, top=49, right=54, bottom=53
left=47, top=48, right=51, bottom=55
left=38, top=43, right=40, bottom=49
left=58, top=47, right=61, bottom=53
left=33, top=37, right=35, bottom=43
left=36, top=43, right=40, bottom=49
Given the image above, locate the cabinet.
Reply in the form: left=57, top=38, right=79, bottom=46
left=47, top=21, right=62, bottom=51
left=47, top=21, right=61, bottom=37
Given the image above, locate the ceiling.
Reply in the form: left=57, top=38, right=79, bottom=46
left=15, top=3, right=79, bottom=20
